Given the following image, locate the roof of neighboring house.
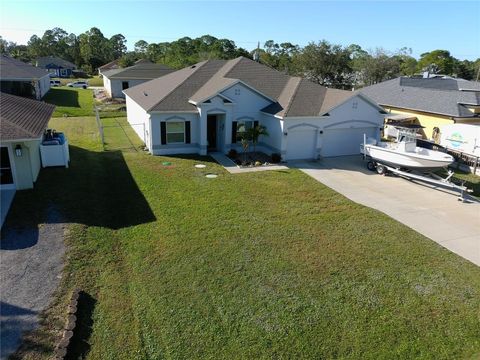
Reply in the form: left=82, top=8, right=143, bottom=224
left=1, top=55, right=50, bottom=80
left=0, top=92, right=55, bottom=141
left=98, top=59, right=121, bottom=71
left=124, top=56, right=358, bottom=117
left=359, top=77, right=480, bottom=118
left=102, top=62, right=174, bottom=80
left=35, top=56, right=76, bottom=69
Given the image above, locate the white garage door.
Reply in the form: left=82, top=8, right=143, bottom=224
left=322, top=127, right=377, bottom=157
left=286, top=129, right=317, bottom=160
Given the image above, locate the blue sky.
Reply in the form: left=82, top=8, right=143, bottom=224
left=1, top=1, right=479, bottom=60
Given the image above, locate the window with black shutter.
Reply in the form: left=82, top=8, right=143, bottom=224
left=231, top=121, right=237, bottom=144
left=160, top=122, right=167, bottom=145
left=185, top=121, right=191, bottom=144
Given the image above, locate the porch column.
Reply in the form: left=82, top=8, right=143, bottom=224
left=198, top=107, right=208, bottom=155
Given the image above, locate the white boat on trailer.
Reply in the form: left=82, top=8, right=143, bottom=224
left=360, top=125, right=472, bottom=201
left=361, top=125, right=454, bottom=172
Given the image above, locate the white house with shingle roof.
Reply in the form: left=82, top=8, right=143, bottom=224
left=124, top=56, right=385, bottom=160
left=102, top=61, right=174, bottom=98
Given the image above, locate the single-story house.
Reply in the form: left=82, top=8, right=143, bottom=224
left=0, top=92, right=55, bottom=225
left=102, top=61, right=174, bottom=98
left=98, top=59, right=121, bottom=75
left=360, top=77, right=480, bottom=141
left=124, top=56, right=385, bottom=160
left=1, top=55, right=51, bottom=100
left=35, top=56, right=77, bottom=78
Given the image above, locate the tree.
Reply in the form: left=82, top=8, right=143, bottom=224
left=296, top=40, right=352, bottom=88
left=417, top=50, right=455, bottom=75
left=79, top=27, right=112, bottom=73
left=134, top=40, right=149, bottom=54
left=110, top=34, right=127, bottom=59
left=118, top=52, right=137, bottom=67
left=247, top=125, right=269, bottom=154
left=352, top=48, right=401, bottom=86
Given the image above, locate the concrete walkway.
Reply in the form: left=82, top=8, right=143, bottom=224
left=210, top=152, right=288, bottom=174
left=0, top=207, right=66, bottom=359
left=290, top=156, right=480, bottom=266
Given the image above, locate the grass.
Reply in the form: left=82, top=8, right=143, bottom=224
left=87, top=76, right=104, bottom=87
left=101, top=117, right=144, bottom=151
left=437, top=168, right=480, bottom=197
left=7, top=116, right=480, bottom=359
left=43, top=87, right=95, bottom=117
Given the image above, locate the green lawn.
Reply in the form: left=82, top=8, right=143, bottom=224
left=101, top=117, right=144, bottom=151
left=8, top=116, right=480, bottom=359
left=43, top=87, right=95, bottom=117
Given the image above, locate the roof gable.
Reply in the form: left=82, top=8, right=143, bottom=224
left=102, top=62, right=173, bottom=80
left=0, top=92, right=55, bottom=140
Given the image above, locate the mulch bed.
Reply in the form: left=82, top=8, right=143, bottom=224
left=229, top=151, right=280, bottom=167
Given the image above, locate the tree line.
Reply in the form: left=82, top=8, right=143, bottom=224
left=1, top=27, right=478, bottom=88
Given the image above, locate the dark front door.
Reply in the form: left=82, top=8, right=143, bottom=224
left=207, top=115, right=217, bottom=151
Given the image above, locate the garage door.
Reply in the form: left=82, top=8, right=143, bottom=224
left=322, top=127, right=377, bottom=157
left=285, top=129, right=317, bottom=160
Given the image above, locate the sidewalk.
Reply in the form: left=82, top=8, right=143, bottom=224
left=209, top=152, right=289, bottom=174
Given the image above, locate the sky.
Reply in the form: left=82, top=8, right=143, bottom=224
left=0, top=0, right=479, bottom=60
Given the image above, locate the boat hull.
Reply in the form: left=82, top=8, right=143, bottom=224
left=362, top=144, right=454, bottom=170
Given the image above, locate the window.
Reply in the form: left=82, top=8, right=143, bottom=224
left=122, top=81, right=129, bottom=90
left=234, top=88, right=241, bottom=95
left=60, top=69, right=68, bottom=77
left=236, top=120, right=254, bottom=141
left=166, top=121, right=185, bottom=144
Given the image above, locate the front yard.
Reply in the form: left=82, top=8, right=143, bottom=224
left=7, top=116, right=480, bottom=359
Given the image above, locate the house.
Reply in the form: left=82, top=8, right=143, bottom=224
left=102, top=61, right=174, bottom=98
left=360, top=77, right=480, bottom=141
left=0, top=92, right=55, bottom=225
left=98, top=59, right=121, bottom=75
left=1, top=55, right=51, bottom=100
left=124, top=57, right=385, bottom=160
left=35, top=56, right=77, bottom=78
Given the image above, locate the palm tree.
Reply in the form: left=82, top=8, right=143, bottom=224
left=247, top=124, right=269, bottom=154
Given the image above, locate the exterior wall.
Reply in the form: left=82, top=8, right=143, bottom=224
left=38, top=74, right=51, bottom=98
left=5, top=139, right=41, bottom=190
left=385, top=107, right=454, bottom=140
left=110, top=79, right=153, bottom=98
left=125, top=96, right=150, bottom=148
left=103, top=76, right=112, bottom=97
left=150, top=112, right=200, bottom=155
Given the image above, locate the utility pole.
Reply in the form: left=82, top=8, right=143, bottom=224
left=253, top=41, right=260, bottom=62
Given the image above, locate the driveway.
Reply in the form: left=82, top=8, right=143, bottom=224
left=0, top=207, right=66, bottom=359
left=291, top=156, right=480, bottom=266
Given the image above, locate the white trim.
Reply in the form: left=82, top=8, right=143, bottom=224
left=166, top=121, right=186, bottom=144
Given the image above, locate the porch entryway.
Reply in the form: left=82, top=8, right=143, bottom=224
left=206, top=114, right=225, bottom=152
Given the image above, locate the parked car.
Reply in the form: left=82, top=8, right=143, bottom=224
left=67, top=81, right=88, bottom=89
left=50, top=80, right=61, bottom=87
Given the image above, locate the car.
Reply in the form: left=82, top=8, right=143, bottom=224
left=67, top=81, right=88, bottom=89
left=50, top=80, right=61, bottom=87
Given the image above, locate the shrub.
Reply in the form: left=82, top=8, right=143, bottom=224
left=228, top=149, right=238, bottom=159
left=271, top=153, right=281, bottom=163
left=255, top=161, right=262, bottom=167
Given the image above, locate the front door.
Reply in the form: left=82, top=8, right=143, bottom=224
left=0, top=146, right=15, bottom=189
left=207, top=115, right=217, bottom=151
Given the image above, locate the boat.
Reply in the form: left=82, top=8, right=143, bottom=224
left=360, top=125, right=454, bottom=172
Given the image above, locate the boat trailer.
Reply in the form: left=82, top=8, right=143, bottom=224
left=364, top=158, right=473, bottom=202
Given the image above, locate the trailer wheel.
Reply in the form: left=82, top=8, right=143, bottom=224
left=376, top=164, right=387, bottom=175
left=367, top=161, right=376, bottom=171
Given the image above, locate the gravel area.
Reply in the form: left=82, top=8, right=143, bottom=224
left=0, top=207, right=66, bottom=359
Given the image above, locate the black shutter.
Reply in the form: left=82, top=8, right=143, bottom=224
left=161, top=122, right=166, bottom=145
left=185, top=121, right=191, bottom=144
left=254, top=120, right=259, bottom=128
left=231, top=121, right=237, bottom=144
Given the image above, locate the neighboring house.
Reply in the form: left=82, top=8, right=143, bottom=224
left=360, top=77, right=480, bottom=140
left=124, top=56, right=385, bottom=160
left=102, top=61, right=174, bottom=98
left=98, top=59, right=121, bottom=75
left=0, top=92, right=55, bottom=225
left=0, top=55, right=51, bottom=100
left=35, top=56, right=77, bottom=78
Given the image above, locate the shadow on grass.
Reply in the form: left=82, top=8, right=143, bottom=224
left=3, top=145, right=156, bottom=232
left=43, top=88, right=80, bottom=108
left=65, top=292, right=96, bottom=360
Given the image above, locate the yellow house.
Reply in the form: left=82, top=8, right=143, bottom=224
left=360, top=77, right=480, bottom=141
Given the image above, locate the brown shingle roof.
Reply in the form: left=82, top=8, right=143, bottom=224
left=1, top=55, right=50, bottom=80
left=125, top=56, right=356, bottom=117
left=0, top=92, right=55, bottom=141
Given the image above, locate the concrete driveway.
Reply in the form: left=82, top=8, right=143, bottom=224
left=291, top=156, right=480, bottom=266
